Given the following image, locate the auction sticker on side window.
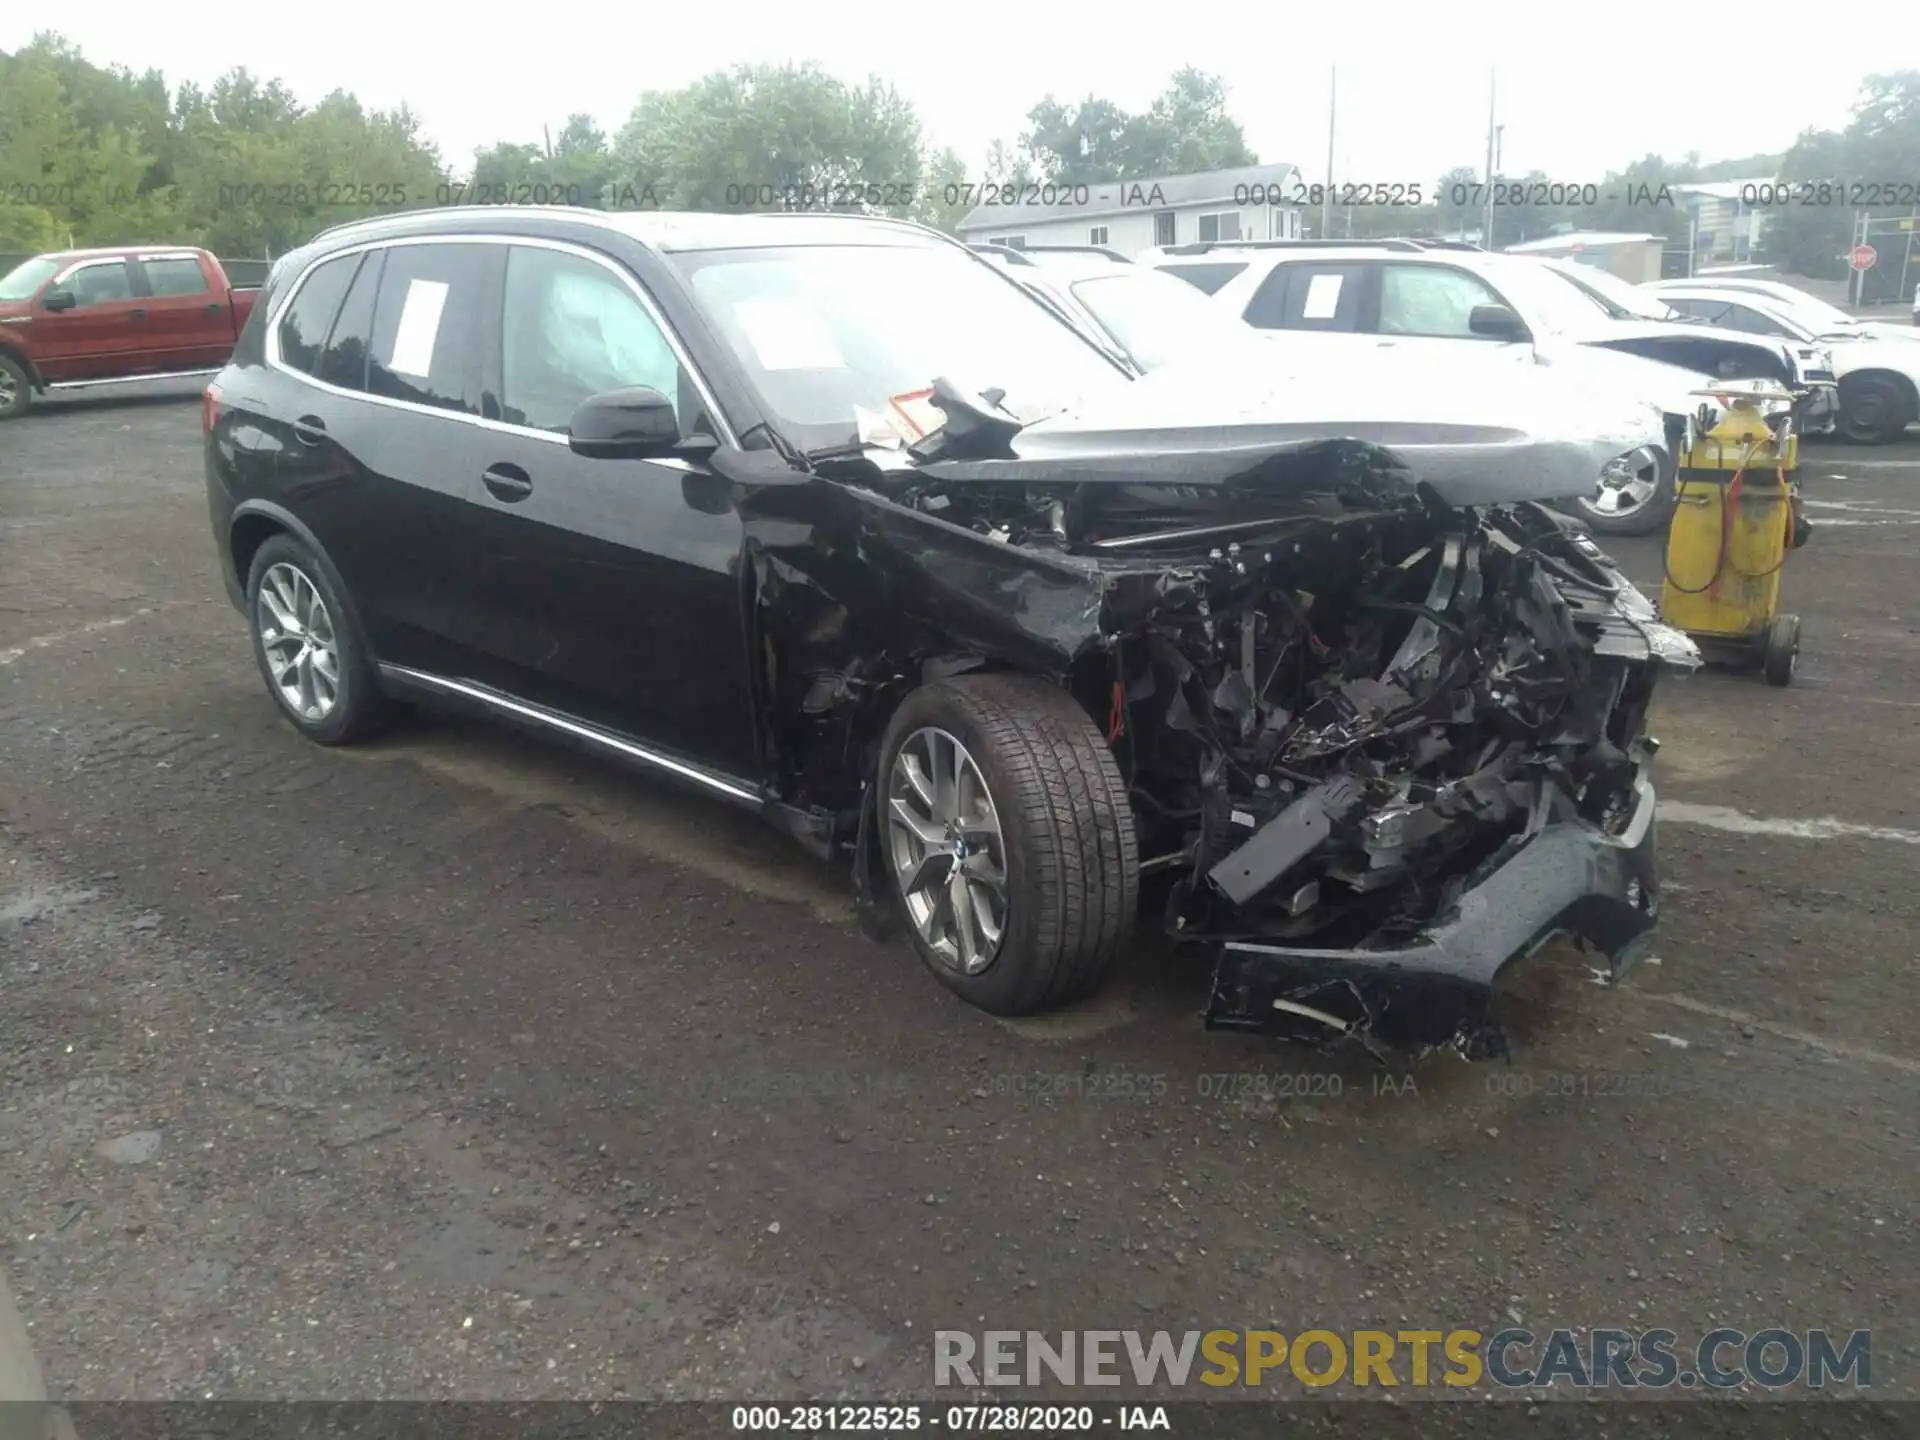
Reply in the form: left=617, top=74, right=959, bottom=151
left=733, top=298, right=846, bottom=371
left=1302, top=272, right=1343, bottom=320
left=387, top=279, right=449, bottom=379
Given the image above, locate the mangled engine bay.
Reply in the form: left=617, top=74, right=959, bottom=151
left=869, top=438, right=1699, bottom=1058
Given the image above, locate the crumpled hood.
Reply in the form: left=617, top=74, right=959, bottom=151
left=1006, top=339, right=1670, bottom=507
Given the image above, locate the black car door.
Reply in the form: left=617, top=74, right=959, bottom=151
left=268, top=240, right=500, bottom=678
left=457, top=240, right=759, bottom=780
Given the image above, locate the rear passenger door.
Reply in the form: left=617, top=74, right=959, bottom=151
left=132, top=254, right=232, bottom=370
left=1235, top=260, right=1377, bottom=364
left=267, top=240, right=499, bottom=679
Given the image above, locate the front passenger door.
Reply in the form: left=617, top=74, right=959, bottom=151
left=463, top=243, right=758, bottom=777
left=32, top=259, right=143, bottom=380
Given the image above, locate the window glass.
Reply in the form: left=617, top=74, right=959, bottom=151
left=63, top=262, right=134, bottom=308
left=1242, top=262, right=1368, bottom=332
left=1197, top=212, right=1242, bottom=244
left=368, top=244, right=489, bottom=416
left=1069, top=272, right=1250, bottom=372
left=141, top=257, right=209, bottom=297
left=674, top=240, right=1125, bottom=453
left=1717, top=303, right=1789, bottom=337
left=315, top=251, right=382, bottom=392
left=1153, top=212, right=1176, bottom=246
left=1379, top=265, right=1507, bottom=338
left=501, top=246, right=686, bottom=434
left=277, top=254, right=358, bottom=374
left=1158, top=261, right=1248, bottom=296
left=1089, top=226, right=1109, bottom=246
left=0, top=257, right=60, bottom=301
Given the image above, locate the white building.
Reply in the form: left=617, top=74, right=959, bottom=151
left=1671, top=180, right=1774, bottom=264
left=1503, top=230, right=1667, bottom=284
left=956, top=163, right=1302, bottom=259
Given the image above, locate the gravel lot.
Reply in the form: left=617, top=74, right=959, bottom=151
left=1, top=379, right=1914, bottom=1413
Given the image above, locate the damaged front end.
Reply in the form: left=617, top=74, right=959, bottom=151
left=881, top=429, right=1700, bottom=1059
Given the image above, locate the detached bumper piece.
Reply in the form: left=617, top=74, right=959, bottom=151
left=1204, top=776, right=1660, bottom=1058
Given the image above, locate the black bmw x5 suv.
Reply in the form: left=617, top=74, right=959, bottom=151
left=206, top=206, right=1696, bottom=1057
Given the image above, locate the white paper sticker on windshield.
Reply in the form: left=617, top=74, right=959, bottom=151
left=386, top=279, right=449, bottom=379
left=733, top=298, right=845, bottom=371
left=1301, top=273, right=1343, bottom=320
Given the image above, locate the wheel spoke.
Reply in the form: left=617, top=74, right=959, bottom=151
left=268, top=644, right=302, bottom=685
left=898, top=752, right=937, bottom=809
left=967, top=880, right=1004, bottom=949
left=889, top=796, right=943, bottom=846
left=260, top=584, right=300, bottom=635
left=949, top=863, right=978, bottom=971
left=899, top=847, right=953, bottom=898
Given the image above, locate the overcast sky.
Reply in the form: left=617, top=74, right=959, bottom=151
left=5, top=3, right=1887, bottom=185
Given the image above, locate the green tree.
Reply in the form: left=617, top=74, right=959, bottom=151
left=611, top=63, right=925, bottom=214
left=1016, top=69, right=1256, bottom=184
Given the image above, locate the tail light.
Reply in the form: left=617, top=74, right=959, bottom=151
left=202, top=382, right=223, bottom=435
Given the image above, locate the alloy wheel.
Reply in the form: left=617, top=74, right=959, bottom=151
left=0, top=368, right=18, bottom=410
left=256, top=562, right=341, bottom=721
left=886, top=726, right=1009, bottom=975
left=1584, top=451, right=1661, bottom=519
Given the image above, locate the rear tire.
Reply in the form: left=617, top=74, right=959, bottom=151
left=1571, top=446, right=1677, bottom=536
left=877, top=672, right=1138, bottom=1016
left=1837, top=375, right=1913, bottom=444
left=0, top=354, right=31, bottom=420
left=245, top=534, right=390, bottom=744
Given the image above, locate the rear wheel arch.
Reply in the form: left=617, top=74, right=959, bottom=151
left=227, top=503, right=378, bottom=664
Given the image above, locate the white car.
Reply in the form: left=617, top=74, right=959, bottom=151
left=1645, top=275, right=1920, bottom=346
left=969, top=244, right=1257, bottom=374
left=1142, top=241, right=1826, bottom=533
left=1655, top=283, right=1919, bottom=443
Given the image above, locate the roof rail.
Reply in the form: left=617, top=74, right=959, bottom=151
left=1017, top=244, right=1132, bottom=263
left=969, top=242, right=1037, bottom=266
left=306, top=202, right=613, bottom=245
left=1156, top=238, right=1430, bottom=255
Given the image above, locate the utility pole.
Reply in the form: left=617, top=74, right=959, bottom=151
left=1322, top=66, right=1336, bottom=241
left=1481, top=72, right=1497, bottom=249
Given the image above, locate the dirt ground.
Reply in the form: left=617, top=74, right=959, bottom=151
left=1, top=381, right=1914, bottom=1411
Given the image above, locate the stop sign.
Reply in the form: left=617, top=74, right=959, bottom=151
left=1850, top=244, right=1878, bottom=271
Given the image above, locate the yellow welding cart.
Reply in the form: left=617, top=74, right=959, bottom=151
left=1659, top=389, right=1810, bottom=686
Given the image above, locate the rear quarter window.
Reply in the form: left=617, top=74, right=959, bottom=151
left=276, top=254, right=360, bottom=375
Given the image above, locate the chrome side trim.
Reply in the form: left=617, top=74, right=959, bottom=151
left=46, top=368, right=220, bottom=392
left=264, top=233, right=737, bottom=450
left=377, top=664, right=762, bottom=806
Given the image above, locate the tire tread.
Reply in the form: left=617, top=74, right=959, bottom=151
left=915, top=672, right=1138, bottom=1013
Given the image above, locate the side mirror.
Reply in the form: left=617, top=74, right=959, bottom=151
left=1468, top=304, right=1528, bottom=341
left=567, top=386, right=684, bottom=460
left=41, top=288, right=76, bottom=313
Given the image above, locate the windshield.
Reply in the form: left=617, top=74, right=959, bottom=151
left=1067, top=271, right=1250, bottom=372
left=1547, top=262, right=1677, bottom=321
left=1753, top=288, right=1858, bottom=332
left=1483, top=258, right=1632, bottom=338
left=0, top=257, right=61, bottom=302
left=675, top=243, right=1127, bottom=452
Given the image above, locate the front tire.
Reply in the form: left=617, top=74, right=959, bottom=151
left=878, top=673, right=1138, bottom=1016
left=0, top=354, right=31, bottom=420
left=245, top=534, right=389, bottom=744
left=1837, top=375, right=1913, bottom=444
